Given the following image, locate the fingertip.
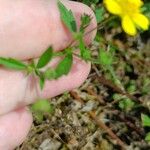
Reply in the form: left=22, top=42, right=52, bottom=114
left=40, top=58, right=91, bottom=98
left=0, top=107, right=33, bottom=150
left=0, top=0, right=97, bottom=59
left=62, top=0, right=97, bottom=44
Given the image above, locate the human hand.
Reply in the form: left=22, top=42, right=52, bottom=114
left=0, top=0, right=97, bottom=149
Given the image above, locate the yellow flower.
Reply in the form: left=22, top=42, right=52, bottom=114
left=104, top=0, right=149, bottom=36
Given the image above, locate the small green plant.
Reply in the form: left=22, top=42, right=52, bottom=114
left=31, top=99, right=54, bottom=122
left=0, top=1, right=94, bottom=117
left=0, top=0, right=149, bottom=119
left=112, top=94, right=135, bottom=112
left=0, top=0, right=149, bottom=90
left=119, top=98, right=135, bottom=112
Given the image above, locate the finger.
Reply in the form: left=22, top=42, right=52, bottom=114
left=0, top=0, right=97, bottom=59
left=0, top=57, right=90, bottom=115
left=0, top=107, right=33, bottom=150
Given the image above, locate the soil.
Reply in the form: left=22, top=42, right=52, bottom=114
left=16, top=1, right=150, bottom=150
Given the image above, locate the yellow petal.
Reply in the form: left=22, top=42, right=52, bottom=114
left=104, top=0, right=122, bottom=15
left=128, top=0, right=143, bottom=7
left=122, top=15, right=137, bottom=36
left=133, top=13, right=149, bottom=30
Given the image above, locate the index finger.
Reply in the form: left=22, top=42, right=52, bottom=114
left=0, top=0, right=97, bottom=60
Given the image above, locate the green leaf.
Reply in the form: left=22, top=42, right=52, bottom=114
left=31, top=99, right=54, bottom=113
left=145, top=132, right=150, bottom=142
left=127, top=84, right=136, bottom=93
left=82, top=0, right=99, bottom=5
left=0, top=57, right=27, bottom=70
left=98, top=49, right=113, bottom=66
left=39, top=75, right=45, bottom=90
left=55, top=52, right=73, bottom=78
left=95, top=7, right=105, bottom=23
left=141, top=114, right=150, bottom=127
left=82, top=48, right=91, bottom=61
left=36, top=47, right=53, bottom=69
left=80, top=14, right=91, bottom=33
left=141, top=2, right=150, bottom=18
left=113, top=93, right=123, bottom=101
left=44, top=68, right=56, bottom=80
left=79, top=38, right=85, bottom=57
left=58, top=1, right=77, bottom=32
left=79, top=38, right=91, bottom=61
left=142, top=78, right=150, bottom=94
left=119, top=98, right=135, bottom=112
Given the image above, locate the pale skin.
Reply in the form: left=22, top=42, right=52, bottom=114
left=0, top=0, right=97, bottom=149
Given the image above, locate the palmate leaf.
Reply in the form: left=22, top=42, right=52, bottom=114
left=55, top=52, right=73, bottom=79
left=36, top=47, right=53, bottom=69
left=0, top=57, right=27, bottom=70
left=58, top=1, right=77, bottom=33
